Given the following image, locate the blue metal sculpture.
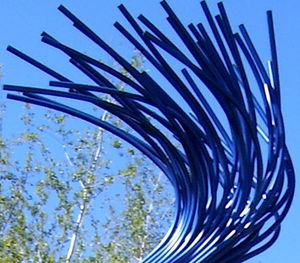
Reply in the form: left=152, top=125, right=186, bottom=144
left=4, top=1, right=295, bottom=262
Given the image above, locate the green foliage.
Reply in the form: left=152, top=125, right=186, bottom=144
left=0, top=52, right=174, bottom=262
left=0, top=96, right=174, bottom=262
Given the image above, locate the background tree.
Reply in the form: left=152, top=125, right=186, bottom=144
left=0, top=54, right=174, bottom=263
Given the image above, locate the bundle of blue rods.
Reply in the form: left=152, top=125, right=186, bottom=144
left=4, top=1, right=295, bottom=262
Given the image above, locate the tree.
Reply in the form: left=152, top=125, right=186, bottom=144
left=0, top=54, right=174, bottom=262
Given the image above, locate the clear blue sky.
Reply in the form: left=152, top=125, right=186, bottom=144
left=1, top=0, right=299, bottom=262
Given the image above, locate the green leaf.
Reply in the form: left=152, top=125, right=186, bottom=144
left=24, top=133, right=38, bottom=141
left=112, top=140, right=122, bottom=149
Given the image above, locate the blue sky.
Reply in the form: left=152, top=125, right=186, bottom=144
left=1, top=0, right=299, bottom=262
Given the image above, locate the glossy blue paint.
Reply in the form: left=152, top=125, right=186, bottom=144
left=4, top=1, right=295, bottom=262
